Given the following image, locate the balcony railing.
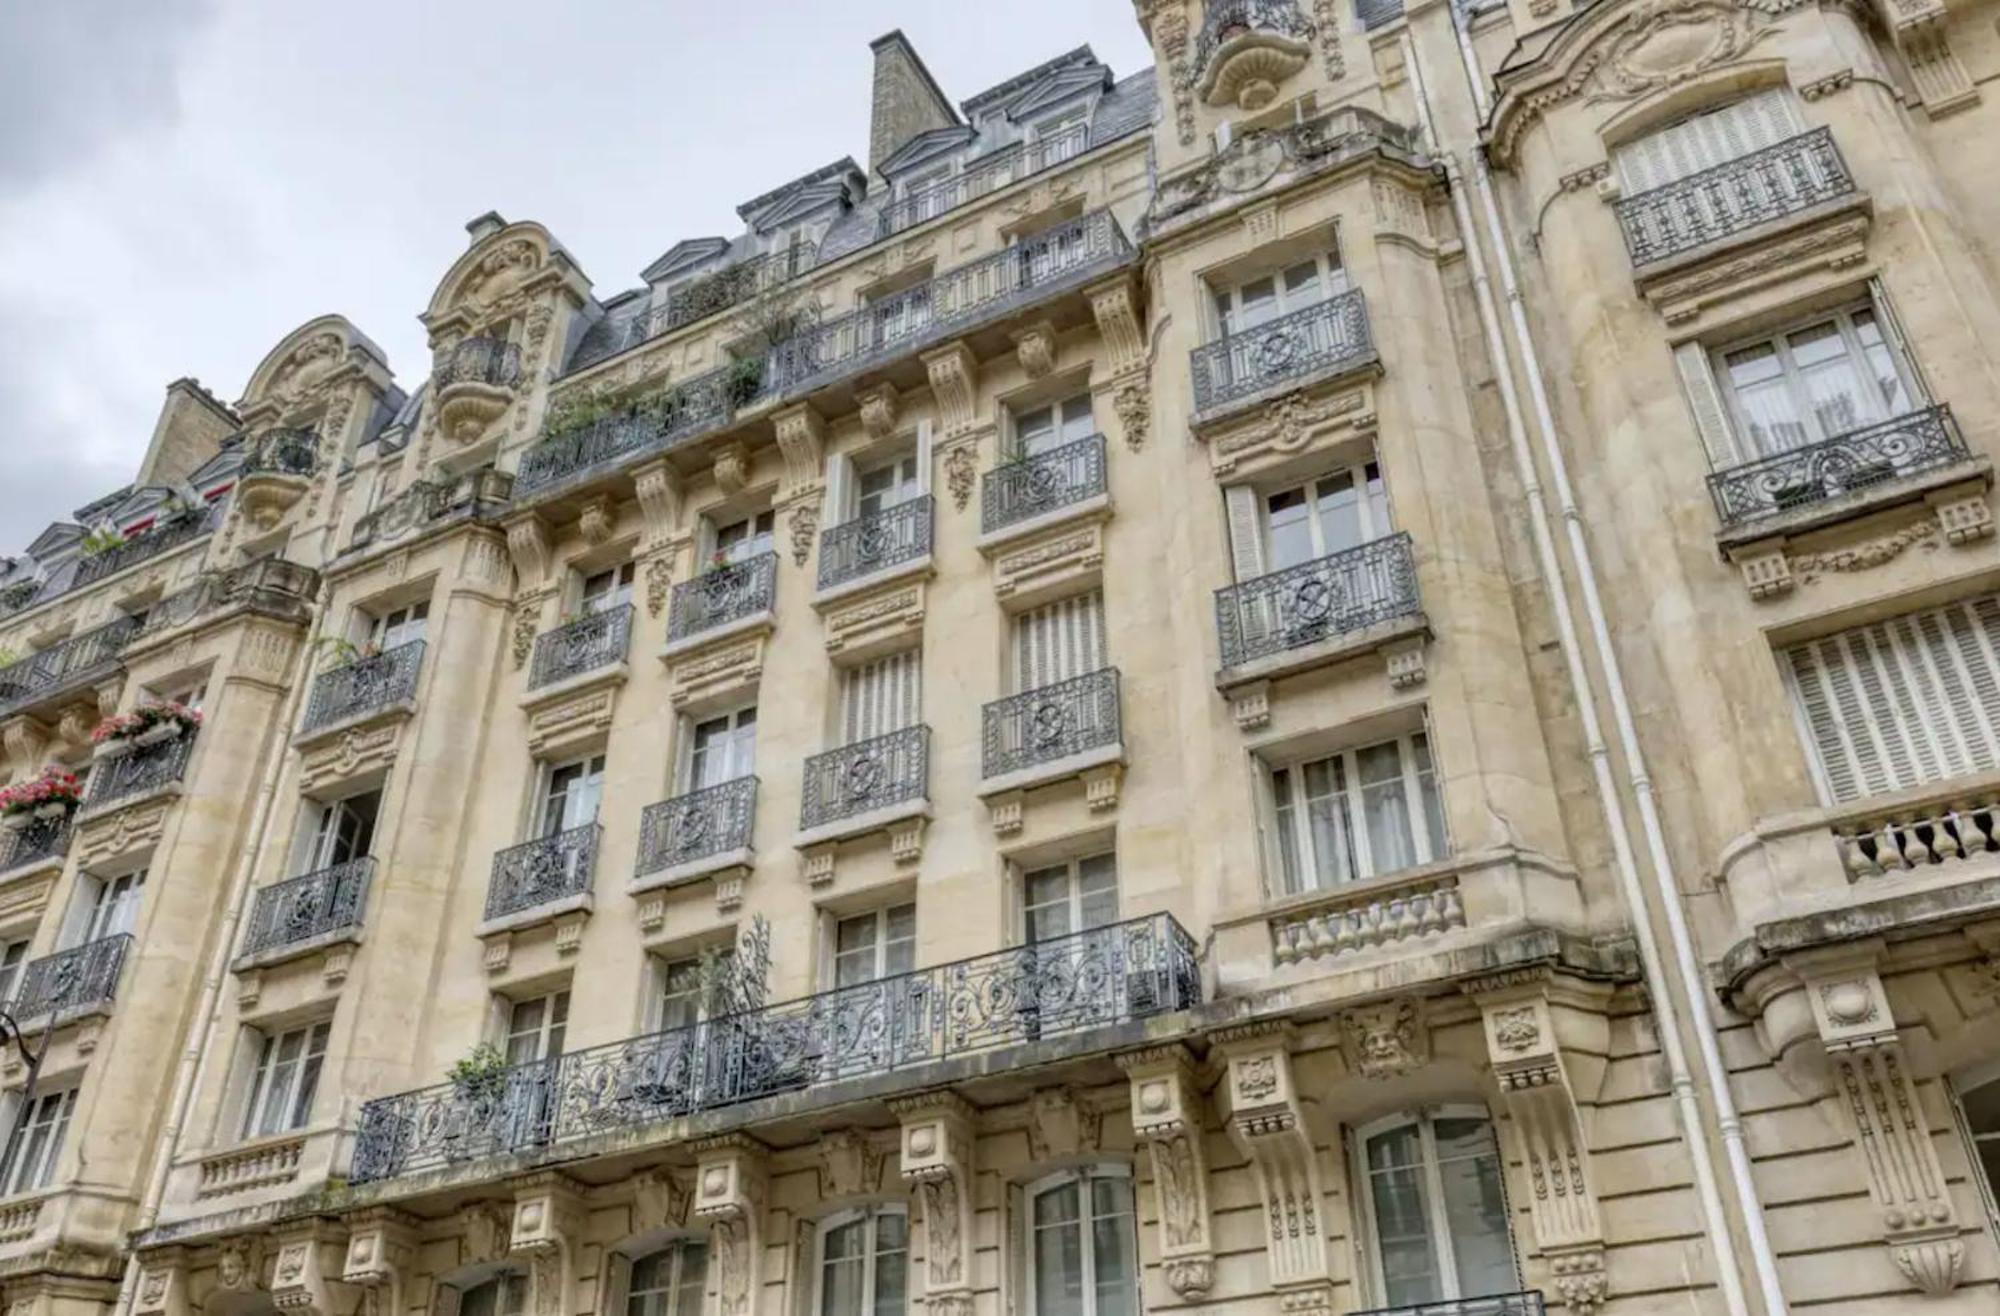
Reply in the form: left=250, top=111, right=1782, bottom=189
left=637, top=777, right=758, bottom=876
left=11, top=933, right=132, bottom=1022
left=569, top=245, right=820, bottom=374
left=241, top=429, right=319, bottom=478
left=301, top=639, right=425, bottom=733
left=529, top=605, right=633, bottom=690
left=349, top=911, right=1200, bottom=1183
left=1216, top=532, right=1421, bottom=670
left=1191, top=288, right=1376, bottom=414
left=1354, top=1293, right=1546, bottom=1316
left=0, top=817, right=69, bottom=874
left=667, top=553, right=777, bottom=643
left=240, top=858, right=374, bottom=958
left=0, top=615, right=141, bottom=718
left=435, top=336, right=523, bottom=389
left=878, top=124, right=1091, bottom=239
left=485, top=823, right=600, bottom=922
left=1194, top=0, right=1316, bottom=74
left=801, top=726, right=930, bottom=831
left=87, top=732, right=194, bottom=808
left=983, top=668, right=1122, bottom=780
left=981, top=434, right=1107, bottom=535
left=73, top=509, right=217, bottom=589
left=1615, top=127, right=1856, bottom=266
left=1708, top=405, right=1967, bottom=529
left=348, top=467, right=513, bottom=552
left=515, top=363, right=749, bottom=499
left=817, top=497, right=933, bottom=591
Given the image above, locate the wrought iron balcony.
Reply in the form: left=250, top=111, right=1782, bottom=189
left=637, top=777, right=758, bottom=876
left=348, top=467, right=513, bottom=552
left=435, top=336, right=523, bottom=389
left=801, top=726, right=930, bottom=831
left=983, top=668, right=1121, bottom=780
left=981, top=434, right=1107, bottom=535
left=87, top=732, right=194, bottom=808
left=241, top=429, right=319, bottom=478
left=485, top=823, right=600, bottom=922
left=1193, top=0, right=1316, bottom=75
left=1708, top=405, right=1968, bottom=530
left=11, top=933, right=132, bottom=1022
left=569, top=245, right=819, bottom=374
left=1354, top=1293, right=1545, bottom=1316
left=73, top=508, right=217, bottom=589
left=878, top=124, right=1091, bottom=239
left=0, top=817, right=70, bottom=874
left=1615, top=127, right=1856, bottom=267
left=529, top=604, right=633, bottom=690
left=817, top=497, right=933, bottom=591
left=349, top=911, right=1200, bottom=1183
left=1216, top=532, right=1421, bottom=670
left=515, top=363, right=748, bottom=499
left=301, top=639, right=425, bottom=734
left=0, top=615, right=141, bottom=718
left=0, top=579, right=42, bottom=617
left=667, top=553, right=777, bottom=643
left=1191, top=288, right=1376, bottom=415
left=239, top=858, right=374, bottom=958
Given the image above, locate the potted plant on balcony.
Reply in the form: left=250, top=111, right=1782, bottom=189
left=722, top=355, right=765, bottom=409
left=77, top=524, right=127, bottom=558
left=0, top=766, right=82, bottom=830
left=448, top=1041, right=512, bottom=1105
left=92, top=699, right=202, bottom=759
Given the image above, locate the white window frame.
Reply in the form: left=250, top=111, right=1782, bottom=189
left=855, top=453, right=922, bottom=519
left=296, top=789, right=381, bottom=874
left=456, top=1273, right=528, bottom=1316
left=1710, top=302, right=1921, bottom=458
left=827, top=903, right=916, bottom=990
left=580, top=562, right=636, bottom=615
left=811, top=1203, right=910, bottom=1316
left=623, top=1239, right=709, bottom=1316
left=682, top=705, right=757, bottom=793
left=0, top=938, right=27, bottom=1005
left=1211, top=249, right=1345, bottom=341
left=709, top=510, right=776, bottom=565
left=0, top=1086, right=76, bottom=1196
left=1266, top=730, right=1448, bottom=896
left=536, top=754, right=606, bottom=836
left=68, top=870, right=145, bottom=947
left=1009, top=394, right=1096, bottom=460
left=240, top=1018, right=332, bottom=1139
left=652, top=952, right=724, bottom=1033
left=1022, top=1164, right=1139, bottom=1316
left=1259, top=460, right=1393, bottom=569
left=1020, top=852, right=1118, bottom=945
left=1352, top=1106, right=1518, bottom=1309
left=365, top=601, right=428, bottom=652
left=503, top=989, right=571, bottom=1065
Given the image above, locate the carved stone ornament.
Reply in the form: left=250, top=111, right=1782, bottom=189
left=460, top=1200, right=515, bottom=1267
left=214, top=1236, right=265, bottom=1293
left=1339, top=999, right=1426, bottom=1080
left=1119, top=1048, right=1215, bottom=1298
left=693, top=1136, right=768, bottom=1316
left=890, top=1092, right=976, bottom=1315
left=787, top=498, right=820, bottom=568
left=576, top=495, right=614, bottom=547
left=135, top=1251, right=189, bottom=1316
left=1025, top=1087, right=1103, bottom=1162
left=1113, top=381, right=1150, bottom=452
left=921, top=343, right=979, bottom=437
left=1216, top=1030, right=1331, bottom=1302
left=943, top=442, right=977, bottom=513
left=270, top=1232, right=348, bottom=1316
left=817, top=1129, right=885, bottom=1199
left=1012, top=322, right=1057, bottom=380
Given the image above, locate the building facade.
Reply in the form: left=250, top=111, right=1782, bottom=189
left=0, top=0, right=1993, bottom=1312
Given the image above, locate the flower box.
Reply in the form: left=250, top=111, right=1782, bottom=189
left=0, top=766, right=82, bottom=828
left=92, top=699, right=202, bottom=752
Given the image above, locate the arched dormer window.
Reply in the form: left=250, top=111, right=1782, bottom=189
left=814, top=1203, right=908, bottom=1315
left=1354, top=1107, right=1518, bottom=1309
left=624, top=1239, right=707, bottom=1316
left=1023, top=1165, right=1138, bottom=1315
left=456, top=1273, right=527, bottom=1316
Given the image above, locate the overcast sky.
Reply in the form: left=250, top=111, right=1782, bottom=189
left=0, top=1, right=1152, bottom=551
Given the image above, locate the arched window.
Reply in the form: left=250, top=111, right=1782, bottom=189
left=1025, top=1166, right=1138, bottom=1316
left=456, top=1274, right=526, bottom=1316
left=625, top=1241, right=707, bottom=1316
left=815, top=1204, right=908, bottom=1315
left=1356, top=1108, right=1517, bottom=1309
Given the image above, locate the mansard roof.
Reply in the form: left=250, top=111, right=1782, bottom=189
left=877, top=124, right=980, bottom=179
left=736, top=158, right=868, bottom=232
left=961, top=45, right=1110, bottom=120
left=641, top=237, right=733, bottom=284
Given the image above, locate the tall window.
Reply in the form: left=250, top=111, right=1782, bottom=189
left=686, top=707, right=756, bottom=791
left=832, top=905, right=916, bottom=988
left=1264, top=462, right=1391, bottom=571
left=1031, top=107, right=1089, bottom=164
left=856, top=455, right=922, bottom=520
left=1269, top=731, right=1447, bottom=895
left=1, top=1087, right=76, bottom=1195
left=0, top=939, right=29, bottom=1005
left=656, top=953, right=729, bottom=1032
left=713, top=511, right=776, bottom=564
left=70, top=871, right=145, bottom=946
left=1713, top=306, right=1916, bottom=456
left=1212, top=250, right=1343, bottom=340
left=457, top=1275, right=527, bottom=1316
left=241, top=1020, right=331, bottom=1138
left=539, top=755, right=606, bottom=835
left=1026, top=1167, right=1138, bottom=1316
left=581, top=563, right=636, bottom=615
left=816, top=1205, right=908, bottom=1316
left=1012, top=396, right=1095, bottom=459
left=1358, top=1109, right=1516, bottom=1308
left=298, top=790, right=380, bottom=872
left=504, top=990, right=570, bottom=1066
left=842, top=651, right=921, bottom=745
left=627, top=1242, right=708, bottom=1316
left=367, top=601, right=428, bottom=652
left=1023, top=854, right=1117, bottom=944
left=1011, top=594, right=1106, bottom=693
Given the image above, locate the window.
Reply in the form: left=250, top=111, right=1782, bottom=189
left=458, top=1275, right=527, bottom=1316
left=655, top=954, right=725, bottom=1032
left=713, top=511, right=776, bottom=564
left=1358, top=1109, right=1516, bottom=1308
left=297, top=790, right=380, bottom=872
left=504, top=990, right=570, bottom=1065
left=815, top=1205, right=908, bottom=1316
left=1258, top=462, right=1392, bottom=572
left=0, top=939, right=25, bottom=1004
left=1613, top=89, right=1805, bottom=195
left=1012, top=594, right=1106, bottom=693
left=155, top=681, right=207, bottom=713
left=1784, top=594, right=2000, bottom=804
left=686, top=707, right=756, bottom=792
left=70, top=871, right=145, bottom=946
left=1012, top=395, right=1095, bottom=460
left=367, top=601, right=428, bottom=652
left=856, top=455, right=921, bottom=520
left=1031, top=107, right=1089, bottom=164
left=1212, top=251, right=1344, bottom=339
left=539, top=755, right=606, bottom=835
left=627, top=1242, right=708, bottom=1316
left=0, top=1087, right=76, bottom=1195
left=1023, top=853, right=1118, bottom=944
left=581, top=564, right=636, bottom=615
left=241, top=1020, right=331, bottom=1138
left=841, top=651, right=921, bottom=745
left=1712, top=306, right=1916, bottom=456
left=1950, top=1064, right=2000, bottom=1241
left=872, top=287, right=933, bottom=347
left=1269, top=731, right=1447, bottom=895
left=1026, top=1167, right=1138, bottom=1316
left=832, top=904, right=916, bottom=988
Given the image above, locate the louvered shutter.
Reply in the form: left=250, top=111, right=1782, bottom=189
left=1674, top=341, right=1738, bottom=463
left=1785, top=596, right=2000, bottom=802
left=842, top=650, right=922, bottom=743
left=1615, top=89, right=1804, bottom=194
left=1223, top=486, right=1268, bottom=582
left=1013, top=593, right=1107, bottom=691
left=823, top=452, right=853, bottom=527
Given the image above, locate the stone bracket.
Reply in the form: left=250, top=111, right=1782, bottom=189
left=510, top=1172, right=586, bottom=1316
left=1215, top=1028, right=1331, bottom=1296
left=921, top=342, right=980, bottom=438
left=773, top=403, right=827, bottom=500
left=134, top=1249, right=191, bottom=1316
left=342, top=1207, right=418, bottom=1316
left=272, top=1225, right=355, bottom=1316
left=1086, top=275, right=1146, bottom=378
left=890, top=1091, right=976, bottom=1315
left=694, top=1134, right=769, bottom=1316
left=1119, top=1047, right=1215, bottom=1300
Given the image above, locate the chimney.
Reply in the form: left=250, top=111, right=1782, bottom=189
left=868, top=30, right=958, bottom=175
left=136, top=379, right=238, bottom=489
left=465, top=211, right=508, bottom=245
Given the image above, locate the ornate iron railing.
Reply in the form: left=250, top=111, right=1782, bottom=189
left=435, top=336, right=523, bottom=389
left=0, top=615, right=140, bottom=718
left=1216, top=532, right=1421, bottom=669
left=87, top=731, right=194, bottom=807
left=981, top=434, right=1107, bottom=534
left=1615, top=127, right=1856, bottom=266
left=668, top=554, right=778, bottom=642
left=1194, top=0, right=1316, bottom=73
left=1353, top=1293, right=1546, bottom=1316
left=133, top=558, right=319, bottom=641
left=1191, top=288, right=1376, bottom=414
left=569, top=245, right=820, bottom=374
left=983, top=668, right=1121, bottom=779
left=1708, top=405, right=1968, bottom=528
left=485, top=823, right=600, bottom=922
left=529, top=605, right=633, bottom=690
left=302, top=639, right=425, bottom=733
left=801, top=726, right=929, bottom=830
left=240, top=858, right=374, bottom=957
left=515, top=363, right=748, bottom=498
left=0, top=817, right=69, bottom=873
left=349, top=911, right=1199, bottom=1183
left=878, top=123, right=1092, bottom=238
left=241, top=429, right=319, bottom=478
left=12, top=933, right=132, bottom=1021
left=0, top=580, right=42, bottom=616
left=347, top=467, right=512, bottom=552
left=636, top=777, right=758, bottom=875
left=817, top=497, right=933, bottom=591
left=73, top=509, right=217, bottom=589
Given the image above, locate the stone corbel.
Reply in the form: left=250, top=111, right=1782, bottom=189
left=271, top=1225, right=354, bottom=1316
left=1214, top=1026, right=1332, bottom=1305
left=1874, top=0, right=1976, bottom=115
left=510, top=1173, right=585, bottom=1316
left=856, top=384, right=900, bottom=442
left=1339, top=998, right=1427, bottom=1081
left=632, top=1168, right=693, bottom=1233
left=1086, top=275, right=1146, bottom=378
left=890, top=1091, right=977, bottom=1316
left=1109, top=378, right=1149, bottom=452
left=133, top=1249, right=191, bottom=1316
left=211, top=1235, right=269, bottom=1299
left=1011, top=321, right=1057, bottom=380
left=772, top=403, right=827, bottom=500
left=694, top=1134, right=769, bottom=1316
left=1118, top=1047, right=1215, bottom=1300
left=0, top=715, right=50, bottom=783
left=631, top=460, right=684, bottom=549
left=503, top=512, right=552, bottom=592
left=920, top=343, right=980, bottom=438
left=712, top=442, right=750, bottom=497
left=341, top=1209, right=417, bottom=1316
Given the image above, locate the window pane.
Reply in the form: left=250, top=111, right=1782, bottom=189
left=1315, top=471, right=1364, bottom=554
left=1358, top=743, right=1419, bottom=875
left=1368, top=1125, right=1445, bottom=1307
left=675, top=1244, right=708, bottom=1313
left=1033, top=1184, right=1085, bottom=1316
left=1090, top=1177, right=1139, bottom=1316
left=1078, top=855, right=1118, bottom=930
left=1436, top=1118, right=1516, bottom=1299
left=872, top=1213, right=908, bottom=1316
left=1272, top=768, right=1305, bottom=894
left=1266, top=488, right=1315, bottom=571
left=1789, top=321, right=1872, bottom=438
left=821, top=1219, right=865, bottom=1316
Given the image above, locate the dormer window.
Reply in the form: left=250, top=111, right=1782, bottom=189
left=1029, top=106, right=1090, bottom=165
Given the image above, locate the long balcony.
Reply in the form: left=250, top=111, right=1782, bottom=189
left=1708, top=404, right=1971, bottom=530
left=1355, top=1294, right=1546, bottom=1316
left=980, top=433, right=1107, bottom=537
left=800, top=726, right=930, bottom=832
left=11, top=933, right=133, bottom=1024
left=667, top=553, right=777, bottom=645
left=86, top=733, right=194, bottom=809
left=1216, top=532, right=1422, bottom=671
left=528, top=605, right=633, bottom=691
left=1615, top=127, right=1856, bottom=267
left=348, top=911, right=1200, bottom=1184
left=878, top=123, right=1090, bottom=239
left=569, top=244, right=820, bottom=375
left=0, top=817, right=70, bottom=877
left=301, top=639, right=425, bottom=735
left=983, top=668, right=1122, bottom=781
left=485, top=823, right=600, bottom=924
left=1190, top=288, right=1377, bottom=418
left=0, top=615, right=141, bottom=719
left=238, top=858, right=374, bottom=960
left=817, top=497, right=933, bottom=593
left=515, top=363, right=752, bottom=500
left=73, top=508, right=217, bottom=589
left=636, top=777, right=758, bottom=880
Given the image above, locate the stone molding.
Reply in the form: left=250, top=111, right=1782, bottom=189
left=693, top=1135, right=768, bottom=1316
left=1118, top=1047, right=1215, bottom=1299
left=1215, top=1029, right=1332, bottom=1305
left=890, top=1092, right=976, bottom=1316
left=341, top=1208, right=419, bottom=1316
left=509, top=1173, right=585, bottom=1316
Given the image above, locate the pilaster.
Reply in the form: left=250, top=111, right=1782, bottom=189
left=1118, top=1046, right=1215, bottom=1300
left=1215, top=1026, right=1332, bottom=1308
left=509, top=1173, right=586, bottom=1316
left=890, top=1090, right=977, bottom=1316
left=340, top=1208, right=418, bottom=1316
